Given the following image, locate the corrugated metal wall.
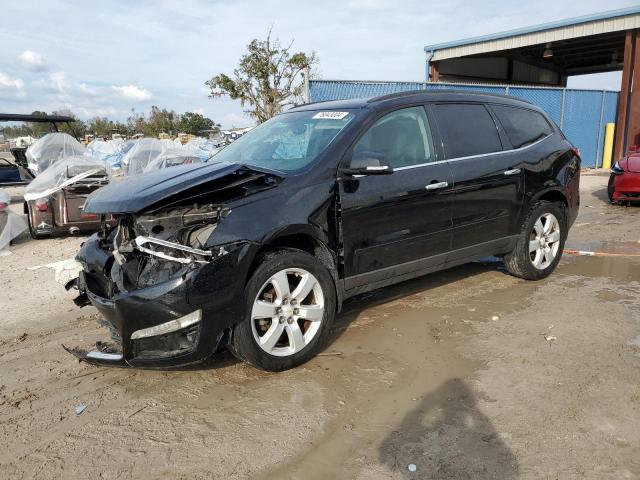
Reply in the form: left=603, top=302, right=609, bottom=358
left=309, top=80, right=619, bottom=168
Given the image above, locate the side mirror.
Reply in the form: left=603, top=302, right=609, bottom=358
left=341, top=151, right=394, bottom=176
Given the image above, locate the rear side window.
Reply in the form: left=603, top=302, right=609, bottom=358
left=491, top=105, right=553, bottom=149
left=432, top=104, right=502, bottom=159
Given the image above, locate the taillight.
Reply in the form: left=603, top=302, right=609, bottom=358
left=35, top=199, right=48, bottom=212
left=571, top=147, right=581, bottom=158
left=0, top=202, right=7, bottom=211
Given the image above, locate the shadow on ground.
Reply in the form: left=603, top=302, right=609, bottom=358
left=379, top=378, right=519, bottom=479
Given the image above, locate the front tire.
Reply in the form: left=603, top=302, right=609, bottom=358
left=607, top=174, right=616, bottom=204
left=230, top=249, right=336, bottom=371
left=504, top=201, right=566, bottom=280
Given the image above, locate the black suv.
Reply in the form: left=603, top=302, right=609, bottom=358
left=69, top=91, right=580, bottom=371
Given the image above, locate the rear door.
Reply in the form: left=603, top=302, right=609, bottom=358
left=339, top=105, right=453, bottom=289
left=432, top=102, right=524, bottom=256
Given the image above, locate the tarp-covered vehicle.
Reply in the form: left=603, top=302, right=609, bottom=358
left=24, top=154, right=111, bottom=238
left=26, top=132, right=87, bottom=176
left=119, top=138, right=203, bottom=176
left=0, top=113, right=79, bottom=185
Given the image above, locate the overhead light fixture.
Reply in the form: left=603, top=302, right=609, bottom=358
left=543, top=43, right=553, bottom=58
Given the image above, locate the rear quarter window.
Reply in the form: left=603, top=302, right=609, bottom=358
left=491, top=105, right=553, bottom=149
left=432, top=103, right=502, bottom=159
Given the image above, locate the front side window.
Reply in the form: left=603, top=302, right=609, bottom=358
left=212, top=110, right=355, bottom=172
left=491, top=105, right=553, bottom=149
left=433, top=103, right=502, bottom=159
left=351, top=106, right=435, bottom=169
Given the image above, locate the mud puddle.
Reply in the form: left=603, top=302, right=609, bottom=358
left=558, top=254, right=640, bottom=282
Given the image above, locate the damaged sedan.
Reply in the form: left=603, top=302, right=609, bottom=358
left=69, top=91, right=580, bottom=371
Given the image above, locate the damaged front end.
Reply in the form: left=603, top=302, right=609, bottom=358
left=66, top=163, right=278, bottom=368
left=70, top=205, right=219, bottom=366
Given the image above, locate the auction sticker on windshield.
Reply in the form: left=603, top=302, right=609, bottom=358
left=312, top=111, right=350, bottom=120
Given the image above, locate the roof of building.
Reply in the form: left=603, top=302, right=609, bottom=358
left=0, top=113, right=76, bottom=123
left=424, top=6, right=640, bottom=61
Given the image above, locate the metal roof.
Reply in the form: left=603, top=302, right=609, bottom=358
left=425, top=6, right=640, bottom=61
left=0, top=113, right=76, bottom=123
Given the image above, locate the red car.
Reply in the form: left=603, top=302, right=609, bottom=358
left=608, top=151, right=640, bottom=203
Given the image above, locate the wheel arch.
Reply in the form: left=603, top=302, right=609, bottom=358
left=246, top=226, right=343, bottom=311
left=533, top=188, right=569, bottom=208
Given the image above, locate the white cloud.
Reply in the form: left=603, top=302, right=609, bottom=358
left=49, top=71, right=67, bottom=94
left=221, top=112, right=252, bottom=128
left=78, top=82, right=100, bottom=96
left=112, top=84, right=152, bottom=101
left=0, top=72, right=24, bottom=90
left=19, top=50, right=47, bottom=71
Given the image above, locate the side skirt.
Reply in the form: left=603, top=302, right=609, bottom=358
left=342, top=236, right=518, bottom=298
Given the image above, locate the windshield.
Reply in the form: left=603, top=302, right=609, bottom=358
left=213, top=110, right=355, bottom=172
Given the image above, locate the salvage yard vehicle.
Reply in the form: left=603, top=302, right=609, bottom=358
left=608, top=150, right=640, bottom=203
left=0, top=113, right=79, bottom=185
left=24, top=155, right=111, bottom=238
left=69, top=91, right=580, bottom=371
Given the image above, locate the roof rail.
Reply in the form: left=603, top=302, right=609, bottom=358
left=367, top=89, right=531, bottom=104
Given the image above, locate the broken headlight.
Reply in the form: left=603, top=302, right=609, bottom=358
left=129, top=204, right=226, bottom=264
left=109, top=205, right=227, bottom=293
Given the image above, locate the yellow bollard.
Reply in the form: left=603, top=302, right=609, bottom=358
left=602, top=123, right=615, bottom=169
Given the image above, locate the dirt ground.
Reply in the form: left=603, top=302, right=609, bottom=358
left=1, top=173, right=639, bottom=479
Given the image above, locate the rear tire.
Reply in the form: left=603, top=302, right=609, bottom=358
left=229, top=249, right=336, bottom=372
left=504, top=201, right=566, bottom=280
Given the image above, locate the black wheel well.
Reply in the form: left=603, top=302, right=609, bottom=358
left=538, top=190, right=568, bottom=208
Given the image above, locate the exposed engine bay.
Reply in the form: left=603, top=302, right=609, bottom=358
left=107, top=204, right=228, bottom=293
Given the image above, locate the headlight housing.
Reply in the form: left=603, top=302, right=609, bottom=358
left=611, top=161, right=624, bottom=174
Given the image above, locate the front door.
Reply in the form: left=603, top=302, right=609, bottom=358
left=339, top=105, right=453, bottom=290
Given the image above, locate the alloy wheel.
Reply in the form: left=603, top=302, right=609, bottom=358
left=250, top=268, right=325, bottom=357
left=529, top=212, right=561, bottom=270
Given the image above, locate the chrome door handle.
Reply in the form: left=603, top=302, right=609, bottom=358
left=504, top=168, right=521, bottom=176
left=425, top=181, right=449, bottom=190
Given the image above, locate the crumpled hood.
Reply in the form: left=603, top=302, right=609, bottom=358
left=84, top=161, right=258, bottom=214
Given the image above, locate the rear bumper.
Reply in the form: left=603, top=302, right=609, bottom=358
left=71, top=234, right=255, bottom=368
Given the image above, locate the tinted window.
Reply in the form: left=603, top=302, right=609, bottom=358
left=491, top=105, right=553, bottom=149
left=433, top=104, right=502, bottom=159
left=352, top=106, right=435, bottom=169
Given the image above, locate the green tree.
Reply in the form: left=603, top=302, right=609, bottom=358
left=205, top=30, right=316, bottom=123
left=52, top=109, right=86, bottom=138
left=145, top=106, right=179, bottom=137
left=178, top=112, right=219, bottom=135
left=86, top=117, right=127, bottom=137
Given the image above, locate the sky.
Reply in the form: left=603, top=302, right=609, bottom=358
left=0, top=0, right=636, bottom=128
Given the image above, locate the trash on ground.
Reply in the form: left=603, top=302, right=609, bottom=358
left=491, top=315, right=500, bottom=321
left=28, top=258, right=84, bottom=286
left=0, top=191, right=28, bottom=251
left=408, top=463, right=417, bottom=472
left=74, top=404, right=87, bottom=416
